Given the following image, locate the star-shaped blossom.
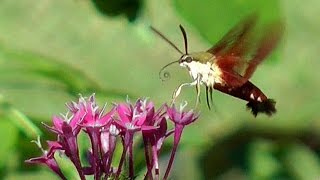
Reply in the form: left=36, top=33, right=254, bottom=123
left=26, top=94, right=201, bottom=180
left=164, top=103, right=200, bottom=180
left=25, top=138, right=66, bottom=180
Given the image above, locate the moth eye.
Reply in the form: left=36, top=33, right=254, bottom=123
left=185, top=56, right=193, bottom=63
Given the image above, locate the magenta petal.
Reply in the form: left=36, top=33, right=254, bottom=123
left=52, top=116, right=64, bottom=131
left=42, top=122, right=60, bottom=134
left=47, top=141, right=62, bottom=148
left=166, top=104, right=199, bottom=127
left=86, top=103, right=95, bottom=122
left=174, top=112, right=182, bottom=123
left=26, top=156, right=67, bottom=180
left=26, top=156, right=47, bottom=164
left=156, top=118, right=167, bottom=137
left=146, top=108, right=155, bottom=122
left=166, top=106, right=174, bottom=118
left=135, top=99, right=143, bottom=110
left=69, top=109, right=86, bottom=128
left=146, top=101, right=154, bottom=110
left=81, top=108, right=95, bottom=127
left=166, top=105, right=181, bottom=121
left=47, top=141, right=63, bottom=157
left=135, top=113, right=147, bottom=126
left=180, top=111, right=194, bottom=124
left=117, top=104, right=131, bottom=123
left=99, top=107, right=115, bottom=125
left=61, top=122, right=78, bottom=156
left=113, top=119, right=127, bottom=130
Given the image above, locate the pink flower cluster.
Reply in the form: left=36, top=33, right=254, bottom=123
left=26, top=94, right=199, bottom=180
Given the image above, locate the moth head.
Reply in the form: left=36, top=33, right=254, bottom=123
left=179, top=54, right=194, bottom=67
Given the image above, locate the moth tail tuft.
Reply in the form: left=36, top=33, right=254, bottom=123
left=246, top=99, right=276, bottom=117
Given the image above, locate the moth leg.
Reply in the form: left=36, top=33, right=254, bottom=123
left=209, top=86, right=218, bottom=112
left=209, top=86, right=213, bottom=104
left=171, top=80, right=197, bottom=105
left=195, top=74, right=202, bottom=108
left=205, top=86, right=211, bottom=110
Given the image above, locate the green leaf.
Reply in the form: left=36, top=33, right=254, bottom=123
left=174, top=0, right=282, bottom=44
left=283, top=144, right=320, bottom=179
left=0, top=45, right=134, bottom=120
left=7, top=106, right=42, bottom=138
left=5, top=171, right=60, bottom=180
left=0, top=95, right=40, bottom=138
left=0, top=116, right=18, bottom=169
left=248, top=139, right=281, bottom=179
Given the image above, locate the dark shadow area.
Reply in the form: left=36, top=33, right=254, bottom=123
left=91, top=0, right=143, bottom=22
left=199, top=125, right=320, bottom=179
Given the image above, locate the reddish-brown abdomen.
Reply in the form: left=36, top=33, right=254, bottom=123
left=213, top=81, right=276, bottom=116
left=213, top=81, right=267, bottom=102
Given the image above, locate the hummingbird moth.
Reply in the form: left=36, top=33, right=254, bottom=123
left=151, top=15, right=284, bottom=117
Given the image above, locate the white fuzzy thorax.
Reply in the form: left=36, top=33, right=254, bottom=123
left=180, top=61, right=224, bottom=87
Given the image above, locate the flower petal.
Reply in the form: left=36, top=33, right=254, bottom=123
left=99, top=107, right=115, bottom=126
left=117, top=103, right=132, bottom=123
left=52, top=116, right=64, bottom=131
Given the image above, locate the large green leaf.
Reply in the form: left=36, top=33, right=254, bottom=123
left=283, top=144, right=320, bottom=179
left=0, top=0, right=320, bottom=179
left=0, top=116, right=18, bottom=169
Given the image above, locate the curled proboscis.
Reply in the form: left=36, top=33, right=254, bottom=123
left=158, top=60, right=179, bottom=82
left=159, top=70, right=171, bottom=81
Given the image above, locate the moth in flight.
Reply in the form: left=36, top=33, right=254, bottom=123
left=151, top=15, right=284, bottom=116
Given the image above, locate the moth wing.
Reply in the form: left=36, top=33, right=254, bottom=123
left=207, top=15, right=257, bottom=57
left=243, top=21, right=284, bottom=79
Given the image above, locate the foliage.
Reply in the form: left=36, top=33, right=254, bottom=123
left=0, top=0, right=320, bottom=179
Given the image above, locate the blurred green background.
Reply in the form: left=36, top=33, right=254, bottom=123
left=0, top=0, right=320, bottom=179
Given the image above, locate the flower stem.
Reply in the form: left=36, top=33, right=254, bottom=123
left=152, top=145, right=160, bottom=180
left=105, top=134, right=117, bottom=175
left=115, top=132, right=133, bottom=179
left=163, top=125, right=183, bottom=180
left=115, top=141, right=127, bottom=179
left=87, top=128, right=101, bottom=180
left=70, top=153, right=86, bottom=180
left=128, top=142, right=134, bottom=179
left=142, top=137, right=153, bottom=180
left=63, top=135, right=86, bottom=180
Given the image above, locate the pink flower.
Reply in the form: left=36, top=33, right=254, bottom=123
left=114, top=99, right=158, bottom=132
left=25, top=138, right=66, bottom=180
left=166, top=103, right=199, bottom=126
left=163, top=103, right=200, bottom=180
left=26, top=94, right=200, bottom=180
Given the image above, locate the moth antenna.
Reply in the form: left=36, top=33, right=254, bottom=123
left=150, top=26, right=184, bottom=55
left=179, top=25, right=188, bottom=54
